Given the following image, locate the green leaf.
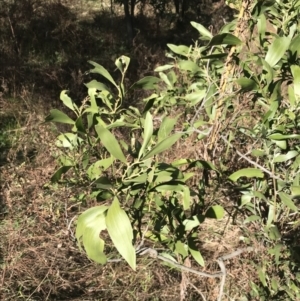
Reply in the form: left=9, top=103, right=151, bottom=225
left=75, top=116, right=85, bottom=133
left=243, top=215, right=261, bottom=224
left=85, top=79, right=109, bottom=91
left=154, top=64, right=174, bottom=72
left=229, top=168, right=264, bottom=181
left=182, top=186, right=191, bottom=210
left=265, top=36, right=291, bottom=67
left=236, top=78, right=258, bottom=91
left=60, top=90, right=77, bottom=112
left=251, top=149, right=266, bottom=157
left=51, top=166, right=73, bottom=182
left=273, top=140, right=287, bottom=150
left=123, top=173, right=148, bottom=184
left=115, top=55, right=130, bottom=74
left=291, top=65, right=300, bottom=98
left=290, top=33, right=300, bottom=55
left=45, top=109, right=75, bottom=124
left=178, top=60, right=201, bottom=74
left=132, top=76, right=161, bottom=90
left=81, top=215, right=107, bottom=264
left=208, top=33, right=242, bottom=46
left=268, top=133, right=300, bottom=140
left=158, top=116, right=178, bottom=142
left=190, top=21, right=213, bottom=39
left=139, top=111, right=153, bottom=159
left=155, top=171, right=173, bottom=183
left=95, top=125, right=126, bottom=163
left=153, top=182, right=184, bottom=193
left=159, top=72, right=173, bottom=88
left=106, top=197, right=136, bottom=270
left=258, top=267, right=267, bottom=287
left=76, top=206, right=108, bottom=264
left=205, top=205, right=224, bottom=219
left=56, top=133, right=80, bottom=148
left=278, top=192, right=298, bottom=211
left=87, top=157, right=114, bottom=180
left=273, top=150, right=298, bottom=163
left=175, top=241, right=188, bottom=258
left=142, top=133, right=182, bottom=160
left=188, top=238, right=204, bottom=266
left=95, top=176, right=113, bottom=189
left=291, top=186, right=300, bottom=198
left=167, top=44, right=190, bottom=57
left=89, top=61, right=117, bottom=88
left=184, top=90, right=206, bottom=105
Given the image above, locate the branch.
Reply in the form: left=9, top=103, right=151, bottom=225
left=221, top=135, right=283, bottom=181
left=138, top=247, right=254, bottom=301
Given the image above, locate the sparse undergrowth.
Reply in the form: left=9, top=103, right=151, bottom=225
left=1, top=0, right=300, bottom=300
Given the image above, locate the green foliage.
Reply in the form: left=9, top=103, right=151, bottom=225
left=46, top=54, right=221, bottom=271
left=47, top=0, right=300, bottom=298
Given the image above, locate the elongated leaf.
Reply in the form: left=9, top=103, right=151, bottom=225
left=159, top=72, right=173, bottom=88
left=76, top=206, right=109, bottom=241
left=89, top=61, right=117, bottom=88
left=184, top=90, right=206, bottom=105
left=132, top=76, right=161, bottom=90
left=205, top=205, right=224, bottom=219
left=236, top=78, right=258, bottom=91
left=268, top=133, right=300, bottom=140
left=273, top=150, right=298, bottom=163
left=155, top=170, right=173, bottom=183
left=265, top=36, right=291, bottom=67
left=290, top=33, right=300, bottom=55
left=291, top=186, right=300, bottom=198
left=81, top=215, right=107, bottom=264
left=142, top=133, right=182, bottom=160
left=243, top=215, right=261, bottom=224
left=45, top=109, right=75, bottom=124
left=139, top=111, right=153, bottom=158
left=76, top=206, right=108, bottom=264
left=175, top=241, right=189, bottom=257
left=85, top=79, right=109, bottom=91
left=51, top=166, right=73, bottom=182
left=94, top=176, right=113, bottom=189
left=106, top=198, right=136, bottom=270
left=278, top=192, right=298, bottom=211
left=123, top=173, right=148, bottom=184
left=188, top=238, right=204, bottom=266
left=158, top=116, right=178, bottom=142
left=154, top=182, right=184, bottom=192
left=190, top=21, right=213, bottom=39
left=291, top=65, right=300, bottom=98
left=182, top=186, right=191, bottom=210
left=56, top=133, right=79, bottom=148
left=229, top=168, right=264, bottom=181
left=167, top=44, right=190, bottom=57
left=208, top=33, right=242, bottom=46
left=154, top=64, right=174, bottom=72
left=178, top=60, right=201, bottom=74
left=87, top=157, right=114, bottom=180
left=60, top=90, right=77, bottom=112
left=95, top=125, right=126, bottom=163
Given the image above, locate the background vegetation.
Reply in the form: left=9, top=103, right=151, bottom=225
left=1, top=0, right=300, bottom=300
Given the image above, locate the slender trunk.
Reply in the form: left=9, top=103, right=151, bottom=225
left=123, top=0, right=134, bottom=43
left=181, top=0, right=186, bottom=19
left=173, top=0, right=179, bottom=15
left=130, top=0, right=136, bottom=17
